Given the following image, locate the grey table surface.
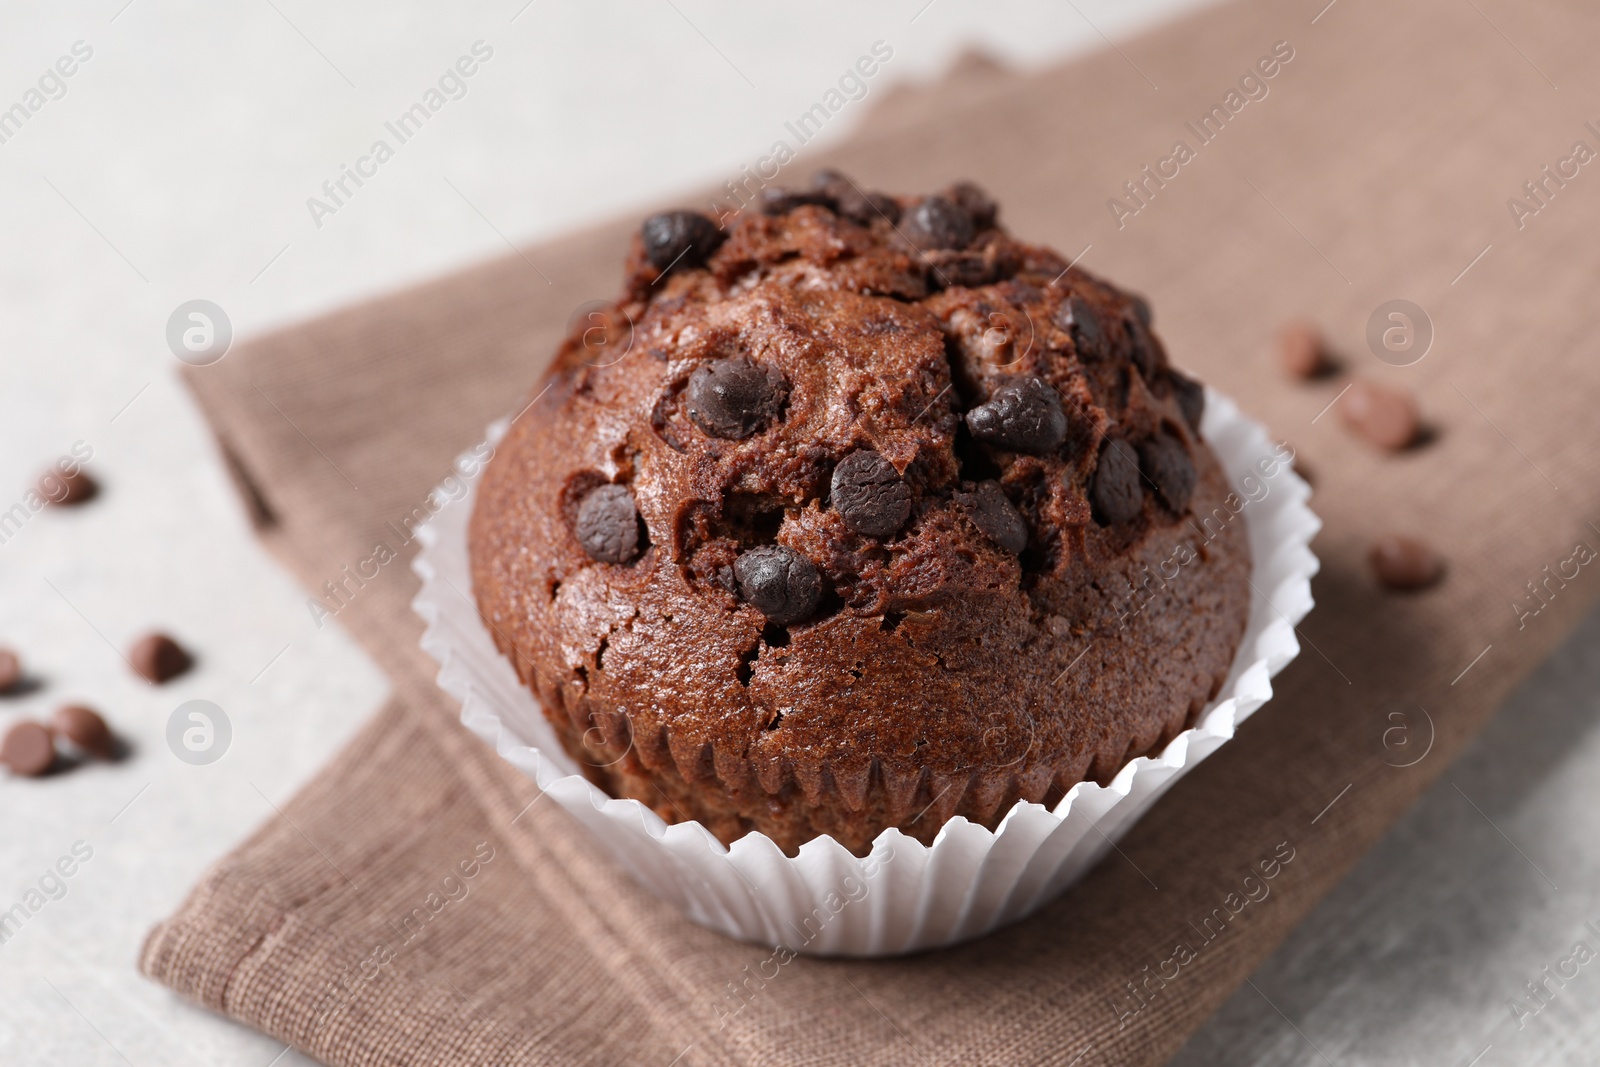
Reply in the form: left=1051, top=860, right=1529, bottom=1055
left=1, top=2, right=1594, bottom=1065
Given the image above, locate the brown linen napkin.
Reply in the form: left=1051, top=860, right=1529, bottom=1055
left=142, top=0, right=1600, bottom=1063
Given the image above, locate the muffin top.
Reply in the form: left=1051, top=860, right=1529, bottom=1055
left=470, top=173, right=1232, bottom=828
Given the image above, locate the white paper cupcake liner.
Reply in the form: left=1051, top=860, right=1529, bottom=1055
left=412, top=388, right=1319, bottom=957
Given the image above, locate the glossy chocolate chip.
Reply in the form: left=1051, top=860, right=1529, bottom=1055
left=1279, top=321, right=1332, bottom=380
left=684, top=358, right=786, bottom=439
left=1370, top=535, right=1444, bottom=591
left=41, top=467, right=97, bottom=506
left=575, top=484, right=643, bottom=564
left=640, top=210, right=724, bottom=272
left=1339, top=379, right=1420, bottom=451
left=52, top=704, right=114, bottom=758
left=1138, top=432, right=1196, bottom=513
left=831, top=450, right=911, bottom=538
left=1091, top=439, right=1143, bottom=526
left=964, top=377, right=1068, bottom=453
left=733, top=546, right=822, bottom=625
left=1168, top=370, right=1205, bottom=434
left=0, top=648, right=20, bottom=693
left=129, top=632, right=192, bottom=684
left=902, top=195, right=974, bottom=251
left=957, top=481, right=1027, bottom=554
left=1, top=721, right=54, bottom=777
left=1054, top=295, right=1104, bottom=359
left=947, top=181, right=998, bottom=229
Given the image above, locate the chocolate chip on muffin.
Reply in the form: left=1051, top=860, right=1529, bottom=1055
left=831, top=450, right=912, bottom=538
left=575, top=484, right=643, bottom=564
left=964, top=377, right=1068, bottom=453
left=1091, top=438, right=1144, bottom=526
left=947, top=181, right=998, bottom=229
left=733, top=546, right=822, bottom=624
left=1168, top=370, right=1206, bottom=433
left=1138, top=432, right=1197, bottom=513
left=1054, top=295, right=1105, bottom=360
left=470, top=179, right=1250, bottom=855
left=956, top=480, right=1028, bottom=554
left=640, top=210, right=724, bottom=273
left=684, top=358, right=786, bottom=439
left=902, top=195, right=975, bottom=251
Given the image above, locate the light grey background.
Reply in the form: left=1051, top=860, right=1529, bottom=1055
left=0, top=2, right=1593, bottom=1065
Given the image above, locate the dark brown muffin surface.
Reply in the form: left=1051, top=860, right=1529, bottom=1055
left=469, top=176, right=1251, bottom=855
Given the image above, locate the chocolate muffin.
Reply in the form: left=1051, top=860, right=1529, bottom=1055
left=469, top=175, right=1251, bottom=856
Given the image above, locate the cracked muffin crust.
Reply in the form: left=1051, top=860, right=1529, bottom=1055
left=469, top=174, right=1251, bottom=856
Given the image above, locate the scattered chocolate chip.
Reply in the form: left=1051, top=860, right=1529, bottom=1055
left=129, top=632, right=192, bottom=684
left=640, top=210, right=724, bottom=272
left=1054, top=295, right=1104, bottom=359
left=964, top=377, right=1068, bottom=453
left=830, top=451, right=912, bottom=538
left=1, top=721, right=55, bottom=777
left=0, top=648, right=20, bottom=693
left=1091, top=439, right=1143, bottom=526
left=947, top=181, right=998, bottom=229
left=52, top=704, right=114, bottom=758
left=1279, top=321, right=1332, bottom=379
left=684, top=358, right=786, bottom=439
left=1370, top=534, right=1444, bottom=591
left=1129, top=294, right=1154, bottom=329
left=40, top=467, right=97, bottom=506
left=1138, top=433, right=1196, bottom=513
left=733, top=546, right=822, bottom=625
left=1339, top=379, right=1420, bottom=450
left=902, top=195, right=974, bottom=251
left=575, top=484, right=643, bottom=564
left=957, top=481, right=1027, bottom=554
